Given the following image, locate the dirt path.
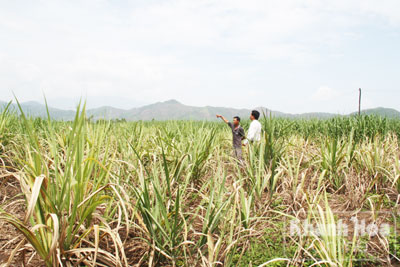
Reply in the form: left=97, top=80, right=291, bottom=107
left=0, top=174, right=44, bottom=266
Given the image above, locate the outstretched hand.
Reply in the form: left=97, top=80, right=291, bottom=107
left=216, top=114, right=228, bottom=123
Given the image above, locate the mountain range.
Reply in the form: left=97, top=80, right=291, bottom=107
left=1, top=99, right=399, bottom=121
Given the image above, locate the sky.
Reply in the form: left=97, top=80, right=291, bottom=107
left=0, top=0, right=399, bottom=114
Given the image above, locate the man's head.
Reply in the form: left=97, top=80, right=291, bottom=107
left=233, top=116, right=241, bottom=127
left=250, top=110, right=260, bottom=121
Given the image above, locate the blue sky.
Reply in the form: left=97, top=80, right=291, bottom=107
left=0, top=0, right=399, bottom=113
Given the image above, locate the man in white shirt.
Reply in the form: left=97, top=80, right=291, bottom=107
left=244, top=110, right=262, bottom=145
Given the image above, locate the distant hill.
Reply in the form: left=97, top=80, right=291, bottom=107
left=122, top=100, right=264, bottom=121
left=1, top=99, right=399, bottom=121
left=87, top=106, right=127, bottom=120
left=351, top=107, right=400, bottom=118
left=0, top=100, right=76, bottom=120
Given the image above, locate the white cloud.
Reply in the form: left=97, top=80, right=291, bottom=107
left=0, top=0, right=400, bottom=111
left=311, top=86, right=341, bottom=102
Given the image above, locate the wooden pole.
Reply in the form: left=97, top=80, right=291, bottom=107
left=358, top=88, right=362, bottom=116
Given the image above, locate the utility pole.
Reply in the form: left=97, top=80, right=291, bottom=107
left=358, top=88, right=362, bottom=116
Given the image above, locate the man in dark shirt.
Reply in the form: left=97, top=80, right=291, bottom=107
left=216, top=114, right=245, bottom=161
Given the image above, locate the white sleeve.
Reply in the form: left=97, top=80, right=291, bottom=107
left=247, top=122, right=255, bottom=141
